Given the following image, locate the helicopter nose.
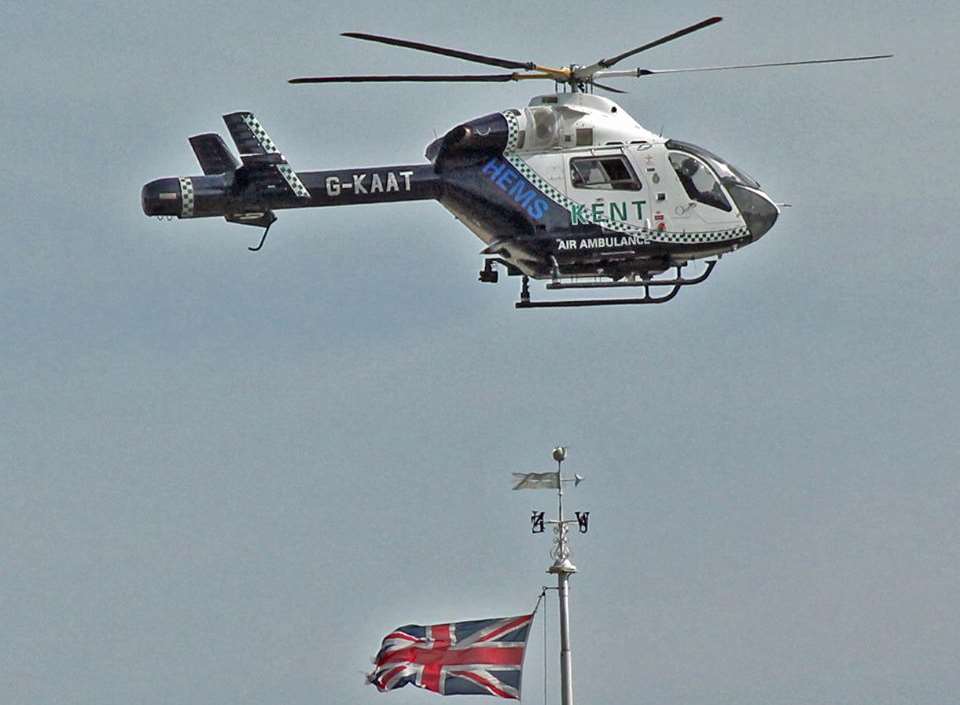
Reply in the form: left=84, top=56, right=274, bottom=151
left=728, top=184, right=779, bottom=240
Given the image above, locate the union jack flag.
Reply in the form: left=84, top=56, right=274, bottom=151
left=367, top=613, right=533, bottom=699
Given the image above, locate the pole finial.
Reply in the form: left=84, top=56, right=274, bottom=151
left=552, top=446, right=567, bottom=463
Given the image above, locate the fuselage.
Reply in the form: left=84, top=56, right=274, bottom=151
left=428, top=92, right=778, bottom=279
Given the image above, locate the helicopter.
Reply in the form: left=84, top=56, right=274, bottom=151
left=141, top=17, right=890, bottom=308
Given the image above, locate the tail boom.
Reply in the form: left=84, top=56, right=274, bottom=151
left=141, top=165, right=439, bottom=220
left=141, top=111, right=440, bottom=228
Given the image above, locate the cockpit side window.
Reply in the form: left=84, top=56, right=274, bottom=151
left=668, top=153, right=732, bottom=212
left=570, top=156, right=641, bottom=191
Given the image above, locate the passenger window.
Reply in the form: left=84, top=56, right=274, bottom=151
left=570, top=156, right=641, bottom=191
left=668, top=153, right=731, bottom=211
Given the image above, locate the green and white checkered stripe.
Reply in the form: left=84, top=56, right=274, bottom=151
left=238, top=115, right=310, bottom=198
left=179, top=176, right=194, bottom=218
left=277, top=164, right=311, bottom=199
left=500, top=111, right=748, bottom=245
left=651, top=226, right=750, bottom=244
left=240, top=113, right=279, bottom=154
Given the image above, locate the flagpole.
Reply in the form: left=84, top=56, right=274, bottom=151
left=548, top=447, right=576, bottom=705
left=514, top=448, right=587, bottom=705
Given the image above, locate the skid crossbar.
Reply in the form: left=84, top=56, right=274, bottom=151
left=516, top=261, right=716, bottom=309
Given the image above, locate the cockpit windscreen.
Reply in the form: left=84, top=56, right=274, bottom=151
left=665, top=139, right=760, bottom=189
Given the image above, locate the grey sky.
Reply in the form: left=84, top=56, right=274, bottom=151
left=2, top=1, right=958, bottom=704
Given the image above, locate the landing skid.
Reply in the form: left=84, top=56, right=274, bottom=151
left=515, top=261, right=716, bottom=309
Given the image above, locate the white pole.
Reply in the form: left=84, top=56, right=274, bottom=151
left=557, top=570, right=574, bottom=705
left=547, top=447, right=576, bottom=705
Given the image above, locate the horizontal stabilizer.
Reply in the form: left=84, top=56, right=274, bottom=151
left=189, top=133, right=241, bottom=175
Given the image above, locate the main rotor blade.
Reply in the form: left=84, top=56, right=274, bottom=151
left=593, top=53, right=894, bottom=80
left=289, top=73, right=521, bottom=84
left=588, top=80, right=628, bottom=94
left=341, top=32, right=536, bottom=71
left=579, top=16, right=723, bottom=78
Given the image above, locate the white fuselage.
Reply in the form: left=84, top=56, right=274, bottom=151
left=502, top=93, right=774, bottom=260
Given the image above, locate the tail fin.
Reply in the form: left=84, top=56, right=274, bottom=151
left=189, top=134, right=241, bottom=175
left=223, top=112, right=280, bottom=156
left=226, top=210, right=278, bottom=252
left=225, top=211, right=276, bottom=229
left=222, top=111, right=311, bottom=199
